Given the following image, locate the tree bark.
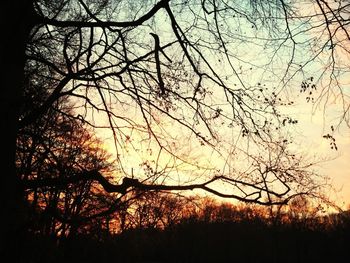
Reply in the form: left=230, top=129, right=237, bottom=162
left=0, top=0, right=36, bottom=258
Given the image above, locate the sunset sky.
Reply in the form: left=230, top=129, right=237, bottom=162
left=63, top=0, right=350, bottom=210
left=289, top=95, right=350, bottom=209
left=78, top=2, right=349, bottom=211
left=98, top=96, right=350, bottom=210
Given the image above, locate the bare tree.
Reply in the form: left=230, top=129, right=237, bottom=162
left=1, top=0, right=348, bottom=255
left=17, top=93, right=113, bottom=239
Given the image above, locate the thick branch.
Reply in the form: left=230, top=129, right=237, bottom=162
left=40, top=0, right=170, bottom=29
left=22, top=170, right=289, bottom=205
left=150, top=32, right=165, bottom=95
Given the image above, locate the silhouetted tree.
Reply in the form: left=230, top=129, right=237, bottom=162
left=1, top=0, right=348, bottom=256
left=16, top=94, right=113, bottom=239
left=114, top=192, right=198, bottom=231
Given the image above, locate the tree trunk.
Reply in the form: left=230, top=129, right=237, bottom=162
left=0, top=0, right=36, bottom=258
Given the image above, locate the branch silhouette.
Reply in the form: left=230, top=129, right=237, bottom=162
left=150, top=32, right=166, bottom=95
left=22, top=170, right=293, bottom=205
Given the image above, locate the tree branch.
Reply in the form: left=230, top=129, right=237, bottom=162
left=22, top=169, right=290, bottom=205
left=40, top=0, right=170, bottom=29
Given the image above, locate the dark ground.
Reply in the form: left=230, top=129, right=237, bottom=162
left=20, top=217, right=349, bottom=263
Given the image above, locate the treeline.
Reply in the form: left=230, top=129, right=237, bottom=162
left=20, top=193, right=349, bottom=263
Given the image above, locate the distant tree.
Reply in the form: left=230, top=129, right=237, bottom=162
left=17, top=94, right=113, bottom=239
left=124, top=192, right=198, bottom=230
left=1, top=0, right=348, bottom=254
